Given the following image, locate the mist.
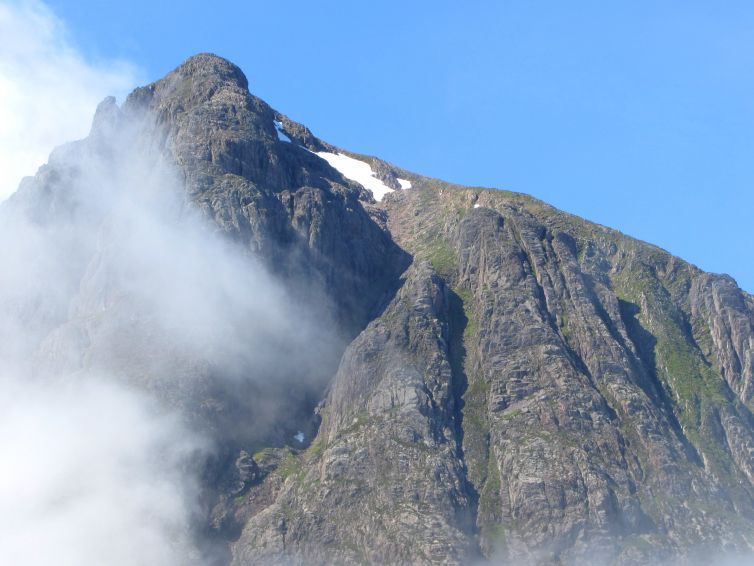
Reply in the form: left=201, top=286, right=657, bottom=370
left=0, top=96, right=341, bottom=565
left=0, top=376, right=206, bottom=566
left=0, top=0, right=139, bottom=199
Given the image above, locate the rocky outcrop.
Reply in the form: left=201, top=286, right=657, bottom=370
left=690, top=273, right=754, bottom=408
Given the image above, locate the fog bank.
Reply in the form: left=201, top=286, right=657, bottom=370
left=0, top=96, right=340, bottom=565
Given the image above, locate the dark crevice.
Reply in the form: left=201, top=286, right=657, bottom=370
left=446, top=285, right=484, bottom=560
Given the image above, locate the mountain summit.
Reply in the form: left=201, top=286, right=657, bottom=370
left=5, top=53, right=754, bottom=565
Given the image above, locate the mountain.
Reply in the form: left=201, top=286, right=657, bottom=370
left=4, top=53, right=754, bottom=565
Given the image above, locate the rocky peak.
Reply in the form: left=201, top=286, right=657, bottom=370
left=175, top=52, right=250, bottom=91
left=124, top=53, right=249, bottom=112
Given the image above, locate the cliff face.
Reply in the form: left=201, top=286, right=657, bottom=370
left=6, top=54, right=754, bottom=565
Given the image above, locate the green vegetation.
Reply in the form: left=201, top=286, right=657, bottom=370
left=304, top=435, right=326, bottom=460
left=691, top=307, right=717, bottom=362
left=401, top=186, right=462, bottom=283
left=557, top=310, right=571, bottom=340
left=500, top=408, right=522, bottom=421
left=276, top=448, right=303, bottom=480
left=480, top=455, right=501, bottom=509
left=304, top=410, right=329, bottom=461
left=478, top=455, right=506, bottom=554
left=248, top=446, right=306, bottom=483
left=428, top=240, right=457, bottom=280
left=252, top=447, right=276, bottom=462
left=460, top=373, right=489, bottom=487
left=454, top=287, right=477, bottom=341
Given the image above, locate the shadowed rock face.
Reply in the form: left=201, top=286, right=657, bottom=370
left=7, top=53, right=754, bottom=565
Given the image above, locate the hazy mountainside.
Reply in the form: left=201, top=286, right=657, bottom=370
left=4, top=54, right=754, bottom=565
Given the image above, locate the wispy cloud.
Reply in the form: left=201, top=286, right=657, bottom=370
left=0, top=0, right=140, bottom=199
left=0, top=54, right=341, bottom=563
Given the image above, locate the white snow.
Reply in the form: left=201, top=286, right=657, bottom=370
left=397, top=178, right=412, bottom=190
left=294, top=431, right=305, bottom=443
left=473, top=203, right=481, bottom=209
left=273, top=120, right=291, bottom=143
left=315, top=152, right=395, bottom=201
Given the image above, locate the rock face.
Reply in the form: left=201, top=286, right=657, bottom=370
left=6, top=54, right=754, bottom=564
left=233, top=262, right=478, bottom=565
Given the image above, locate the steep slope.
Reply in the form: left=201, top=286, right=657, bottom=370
left=384, top=185, right=754, bottom=563
left=5, top=54, right=754, bottom=565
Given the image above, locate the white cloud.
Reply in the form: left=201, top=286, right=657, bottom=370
left=0, top=376, right=205, bottom=566
left=0, top=0, right=140, bottom=200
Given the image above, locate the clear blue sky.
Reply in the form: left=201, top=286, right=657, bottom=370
left=48, top=0, right=754, bottom=292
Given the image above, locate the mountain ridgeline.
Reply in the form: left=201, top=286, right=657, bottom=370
left=6, top=54, right=754, bottom=565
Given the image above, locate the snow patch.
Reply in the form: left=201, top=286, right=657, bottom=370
left=315, top=152, right=394, bottom=201
left=397, top=178, right=412, bottom=190
left=473, top=203, right=481, bottom=209
left=273, top=120, right=291, bottom=143
left=294, top=431, right=305, bottom=443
